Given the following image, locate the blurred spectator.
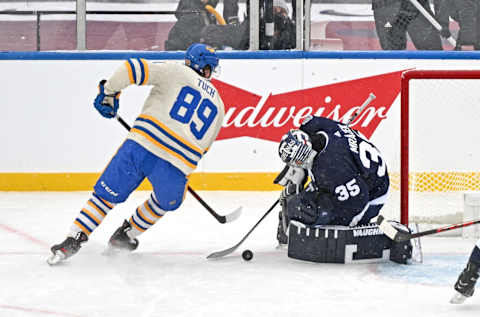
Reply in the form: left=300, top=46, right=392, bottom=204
left=223, top=0, right=240, bottom=24
left=165, top=0, right=220, bottom=50
left=200, top=0, right=296, bottom=50
left=372, top=0, right=443, bottom=50
left=434, top=0, right=478, bottom=50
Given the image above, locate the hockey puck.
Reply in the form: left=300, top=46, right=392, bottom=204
left=242, top=249, right=253, bottom=261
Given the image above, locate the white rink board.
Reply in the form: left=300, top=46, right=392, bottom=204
left=2, top=57, right=480, bottom=174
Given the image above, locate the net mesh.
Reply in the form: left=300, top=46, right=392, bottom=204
left=389, top=172, right=480, bottom=192
left=398, top=73, right=480, bottom=229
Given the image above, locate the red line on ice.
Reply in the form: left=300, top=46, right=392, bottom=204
left=0, top=304, right=86, bottom=317
left=0, top=223, right=50, bottom=247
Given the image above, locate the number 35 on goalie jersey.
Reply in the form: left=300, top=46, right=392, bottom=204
left=116, top=60, right=225, bottom=176
left=300, top=116, right=390, bottom=225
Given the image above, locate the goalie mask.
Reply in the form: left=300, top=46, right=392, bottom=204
left=278, top=129, right=317, bottom=169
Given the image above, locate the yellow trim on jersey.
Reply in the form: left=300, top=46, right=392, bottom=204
left=138, top=114, right=206, bottom=155
left=131, top=127, right=197, bottom=169
left=139, top=58, right=149, bottom=85
left=125, top=60, right=135, bottom=84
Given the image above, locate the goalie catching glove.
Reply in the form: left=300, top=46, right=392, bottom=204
left=94, top=79, right=120, bottom=119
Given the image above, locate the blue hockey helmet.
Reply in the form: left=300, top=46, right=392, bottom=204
left=278, top=129, right=316, bottom=169
left=185, top=43, right=219, bottom=78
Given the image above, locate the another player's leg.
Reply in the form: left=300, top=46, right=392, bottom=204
left=47, top=140, right=146, bottom=265
left=107, top=193, right=167, bottom=252
left=451, top=242, right=480, bottom=304
left=47, top=193, right=116, bottom=265
left=107, top=151, right=187, bottom=252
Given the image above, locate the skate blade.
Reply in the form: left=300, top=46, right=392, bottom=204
left=46, top=252, right=65, bottom=266
left=450, top=292, right=468, bottom=304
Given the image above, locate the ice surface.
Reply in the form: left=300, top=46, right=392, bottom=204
left=1, top=191, right=479, bottom=317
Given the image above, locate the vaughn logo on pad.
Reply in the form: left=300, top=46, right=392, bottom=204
left=212, top=70, right=404, bottom=141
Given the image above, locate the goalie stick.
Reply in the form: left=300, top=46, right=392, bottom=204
left=377, top=215, right=480, bottom=242
left=346, top=93, right=376, bottom=127
left=207, top=199, right=280, bottom=259
left=115, top=114, right=242, bottom=224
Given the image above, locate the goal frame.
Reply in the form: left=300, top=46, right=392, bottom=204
left=400, top=70, right=480, bottom=225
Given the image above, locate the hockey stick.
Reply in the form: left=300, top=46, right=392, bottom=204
left=115, top=114, right=242, bottom=224
left=347, top=93, right=376, bottom=126
left=407, top=0, right=457, bottom=47
left=207, top=199, right=280, bottom=259
left=377, top=215, right=480, bottom=242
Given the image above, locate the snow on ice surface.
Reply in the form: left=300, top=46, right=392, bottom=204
left=1, top=191, right=479, bottom=317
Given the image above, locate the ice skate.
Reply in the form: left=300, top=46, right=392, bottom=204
left=450, top=261, right=479, bottom=304
left=47, top=231, right=88, bottom=265
left=104, top=220, right=139, bottom=255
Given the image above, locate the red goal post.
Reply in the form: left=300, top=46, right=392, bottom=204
left=400, top=70, right=480, bottom=227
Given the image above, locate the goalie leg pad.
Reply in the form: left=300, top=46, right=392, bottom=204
left=287, top=221, right=392, bottom=264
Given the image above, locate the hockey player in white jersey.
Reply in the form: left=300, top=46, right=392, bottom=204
left=47, top=43, right=225, bottom=265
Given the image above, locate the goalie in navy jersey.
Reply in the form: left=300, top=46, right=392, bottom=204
left=274, top=115, right=414, bottom=264
left=276, top=115, right=389, bottom=231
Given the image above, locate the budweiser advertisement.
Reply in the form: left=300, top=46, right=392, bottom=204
left=212, top=70, right=404, bottom=142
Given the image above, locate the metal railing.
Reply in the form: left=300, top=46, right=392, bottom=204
left=0, top=0, right=309, bottom=51
left=0, top=9, right=199, bottom=51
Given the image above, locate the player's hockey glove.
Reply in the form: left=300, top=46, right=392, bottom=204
left=94, top=79, right=120, bottom=119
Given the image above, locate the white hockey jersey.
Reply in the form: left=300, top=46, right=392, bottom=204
left=105, top=58, right=225, bottom=176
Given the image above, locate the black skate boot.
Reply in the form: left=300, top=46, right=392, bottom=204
left=107, top=220, right=139, bottom=252
left=451, top=261, right=479, bottom=304
left=47, top=231, right=88, bottom=265
left=276, top=211, right=288, bottom=247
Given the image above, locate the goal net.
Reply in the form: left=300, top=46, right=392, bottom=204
left=397, top=70, right=480, bottom=237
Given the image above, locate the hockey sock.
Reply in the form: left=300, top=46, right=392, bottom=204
left=70, top=192, right=115, bottom=236
left=128, top=193, right=167, bottom=238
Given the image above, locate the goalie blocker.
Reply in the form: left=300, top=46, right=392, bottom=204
left=287, top=221, right=415, bottom=264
